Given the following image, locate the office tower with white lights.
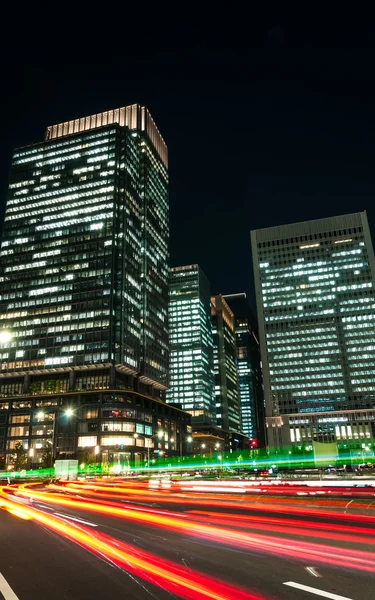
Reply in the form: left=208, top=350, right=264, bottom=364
left=0, top=105, right=169, bottom=395
left=167, top=265, right=216, bottom=424
left=223, top=293, right=265, bottom=445
left=251, top=212, right=375, bottom=451
left=211, top=295, right=241, bottom=432
left=0, top=106, right=192, bottom=468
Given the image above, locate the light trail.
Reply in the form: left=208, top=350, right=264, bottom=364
left=3, top=484, right=375, bottom=574
left=53, top=481, right=375, bottom=524
left=184, top=510, right=375, bottom=545
left=47, top=483, right=375, bottom=543
left=0, top=488, right=267, bottom=600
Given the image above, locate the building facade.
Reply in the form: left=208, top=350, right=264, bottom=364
left=167, top=265, right=215, bottom=424
left=0, top=105, right=169, bottom=397
left=0, top=389, right=191, bottom=469
left=251, top=212, right=375, bottom=450
left=223, top=293, right=265, bottom=446
left=211, top=295, right=241, bottom=432
left=192, top=424, right=250, bottom=455
left=0, top=105, right=173, bottom=466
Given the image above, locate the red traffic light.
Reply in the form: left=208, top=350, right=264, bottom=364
left=250, top=440, right=257, bottom=447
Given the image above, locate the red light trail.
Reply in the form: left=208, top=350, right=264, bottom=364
left=2, top=482, right=375, bottom=576
left=0, top=486, right=267, bottom=600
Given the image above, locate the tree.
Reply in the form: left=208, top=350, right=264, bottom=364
left=13, top=441, right=27, bottom=470
left=78, top=450, right=96, bottom=466
left=43, top=380, right=55, bottom=393
left=43, top=379, right=61, bottom=393
left=30, top=381, right=42, bottom=395
left=40, top=446, right=53, bottom=469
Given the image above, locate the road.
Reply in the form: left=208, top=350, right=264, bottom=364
left=0, top=479, right=375, bottom=600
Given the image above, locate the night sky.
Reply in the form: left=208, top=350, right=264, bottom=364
left=1, top=17, right=375, bottom=309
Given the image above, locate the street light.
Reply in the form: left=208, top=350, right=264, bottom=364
left=214, top=443, right=221, bottom=465
left=217, top=454, right=224, bottom=474
left=37, top=407, right=74, bottom=468
left=182, top=435, right=193, bottom=460
left=28, top=448, right=34, bottom=470
left=134, top=433, right=151, bottom=470
left=156, top=430, right=166, bottom=459
left=0, top=331, right=12, bottom=344
left=35, top=411, right=55, bottom=468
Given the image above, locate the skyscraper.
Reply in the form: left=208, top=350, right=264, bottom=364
left=0, top=105, right=169, bottom=396
left=0, top=106, right=194, bottom=468
left=223, top=293, right=265, bottom=445
left=167, top=265, right=215, bottom=424
left=251, top=212, right=375, bottom=450
left=211, top=295, right=241, bottom=432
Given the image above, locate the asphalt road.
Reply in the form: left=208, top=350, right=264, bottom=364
left=1, top=484, right=374, bottom=600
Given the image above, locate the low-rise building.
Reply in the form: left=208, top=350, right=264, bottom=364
left=0, top=390, right=192, bottom=469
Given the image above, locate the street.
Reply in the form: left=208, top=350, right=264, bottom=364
left=1, top=479, right=374, bottom=600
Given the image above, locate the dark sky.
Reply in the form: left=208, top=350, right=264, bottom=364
left=1, top=15, right=375, bottom=308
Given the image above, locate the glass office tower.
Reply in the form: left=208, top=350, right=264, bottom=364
left=223, top=293, right=265, bottom=444
left=251, top=212, right=375, bottom=449
left=0, top=105, right=169, bottom=397
left=211, top=295, right=241, bottom=432
left=167, top=265, right=215, bottom=424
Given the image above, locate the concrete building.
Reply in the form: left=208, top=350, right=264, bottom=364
left=0, top=390, right=191, bottom=469
left=211, top=295, right=241, bottom=432
left=251, top=212, right=375, bottom=452
left=223, top=293, right=265, bottom=446
left=0, top=105, right=175, bottom=466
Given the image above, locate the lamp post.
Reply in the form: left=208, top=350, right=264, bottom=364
left=217, top=454, right=224, bottom=474
left=170, top=436, right=176, bottom=456
left=36, top=407, right=74, bottom=468
left=36, top=410, right=55, bottom=468
left=134, top=433, right=151, bottom=470
left=94, top=445, right=100, bottom=471
left=133, top=430, right=164, bottom=471
left=28, top=448, right=34, bottom=470
left=186, top=435, right=193, bottom=458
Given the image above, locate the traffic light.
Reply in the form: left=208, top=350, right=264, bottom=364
left=250, top=440, right=257, bottom=448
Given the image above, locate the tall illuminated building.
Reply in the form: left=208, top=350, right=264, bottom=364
left=223, top=293, right=265, bottom=445
left=211, top=295, right=241, bottom=432
left=167, top=265, right=215, bottom=424
left=251, top=212, right=375, bottom=450
left=0, top=105, right=169, bottom=397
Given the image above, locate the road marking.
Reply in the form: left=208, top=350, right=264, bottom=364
left=0, top=573, right=20, bottom=600
left=305, top=566, right=321, bottom=577
left=283, top=581, right=353, bottom=600
left=53, top=512, right=98, bottom=527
